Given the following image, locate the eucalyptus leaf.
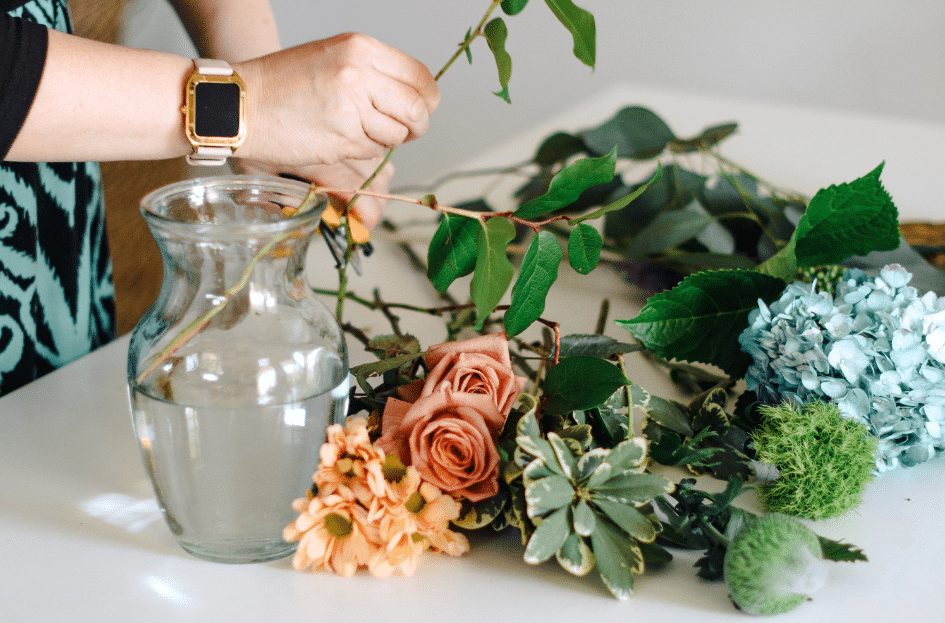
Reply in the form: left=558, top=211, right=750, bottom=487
left=617, top=269, right=787, bottom=376
left=567, top=223, right=602, bottom=274
left=542, top=355, right=628, bottom=415
left=579, top=106, right=675, bottom=159
left=523, top=505, right=571, bottom=564
left=484, top=18, right=512, bottom=103
left=543, top=0, right=596, bottom=68
left=427, top=213, right=480, bottom=291
left=515, top=148, right=617, bottom=219
left=624, top=209, right=717, bottom=259
left=470, top=218, right=516, bottom=326
left=505, top=232, right=562, bottom=336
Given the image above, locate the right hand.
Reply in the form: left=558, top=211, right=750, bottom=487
left=234, top=33, right=439, bottom=167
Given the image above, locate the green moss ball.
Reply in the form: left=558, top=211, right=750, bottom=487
left=753, top=401, right=878, bottom=519
left=724, top=514, right=826, bottom=615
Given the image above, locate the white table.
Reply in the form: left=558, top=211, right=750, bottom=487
left=2, top=84, right=943, bottom=621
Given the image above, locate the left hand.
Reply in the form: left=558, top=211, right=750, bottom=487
left=232, top=155, right=394, bottom=233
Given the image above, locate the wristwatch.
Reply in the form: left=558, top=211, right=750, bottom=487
left=182, top=59, right=246, bottom=166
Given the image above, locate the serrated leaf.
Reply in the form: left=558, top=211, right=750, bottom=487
left=427, top=213, right=480, bottom=291
left=515, top=148, right=617, bottom=219
left=624, top=209, right=716, bottom=259
left=556, top=532, right=595, bottom=576
left=470, top=218, right=516, bottom=326
left=567, top=223, right=602, bottom=274
left=573, top=499, right=596, bottom=536
left=505, top=232, right=562, bottom=336
left=501, top=0, right=529, bottom=15
left=819, top=537, right=868, bottom=563
left=591, top=497, right=657, bottom=542
left=542, top=355, right=628, bottom=415
left=792, top=162, right=899, bottom=266
left=558, top=334, right=641, bottom=359
left=523, top=505, right=571, bottom=564
left=579, top=106, right=676, bottom=160
left=543, top=0, right=595, bottom=68
left=616, top=269, right=787, bottom=376
left=570, top=165, right=662, bottom=226
left=484, top=18, right=512, bottom=103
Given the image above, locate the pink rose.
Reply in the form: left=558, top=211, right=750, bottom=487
left=422, top=332, right=527, bottom=416
left=377, top=333, right=527, bottom=502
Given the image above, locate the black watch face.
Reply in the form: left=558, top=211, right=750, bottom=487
left=194, top=81, right=241, bottom=138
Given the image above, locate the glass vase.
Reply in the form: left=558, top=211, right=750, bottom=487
left=127, top=176, right=348, bottom=563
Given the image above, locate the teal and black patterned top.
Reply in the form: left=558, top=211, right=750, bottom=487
left=0, top=0, right=116, bottom=396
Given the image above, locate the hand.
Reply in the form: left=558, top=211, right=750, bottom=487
left=234, top=33, right=439, bottom=167
left=232, top=156, right=394, bottom=232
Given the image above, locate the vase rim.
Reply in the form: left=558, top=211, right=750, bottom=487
left=139, top=175, right=328, bottom=237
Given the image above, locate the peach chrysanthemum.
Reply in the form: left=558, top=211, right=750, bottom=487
left=314, top=417, right=383, bottom=503
left=409, top=481, right=470, bottom=557
left=283, top=487, right=380, bottom=577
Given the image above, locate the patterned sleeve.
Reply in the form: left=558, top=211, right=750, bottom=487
left=0, top=12, right=48, bottom=159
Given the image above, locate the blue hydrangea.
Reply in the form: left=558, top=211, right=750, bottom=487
left=739, top=264, right=945, bottom=473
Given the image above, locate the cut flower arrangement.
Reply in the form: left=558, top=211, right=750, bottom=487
left=142, top=0, right=943, bottom=615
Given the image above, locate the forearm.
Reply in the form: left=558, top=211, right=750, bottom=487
left=166, top=0, right=282, bottom=61
left=5, top=29, right=193, bottom=162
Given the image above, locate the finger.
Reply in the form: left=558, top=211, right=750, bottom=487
left=359, top=108, right=409, bottom=151
left=369, top=75, right=430, bottom=141
left=365, top=40, right=440, bottom=112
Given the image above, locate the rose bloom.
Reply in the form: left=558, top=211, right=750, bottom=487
left=377, top=333, right=526, bottom=502
left=422, top=332, right=526, bottom=415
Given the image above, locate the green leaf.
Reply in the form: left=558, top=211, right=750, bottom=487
left=573, top=499, right=596, bottom=536
left=543, top=0, right=595, bottom=68
left=624, top=209, right=717, bottom=259
left=601, top=437, right=647, bottom=473
left=590, top=519, right=639, bottom=600
left=515, top=148, right=617, bottom=219
left=669, top=122, right=739, bottom=153
left=454, top=490, right=509, bottom=529
left=542, top=356, right=628, bottom=415
left=534, top=131, right=585, bottom=166
left=558, top=334, right=640, bottom=359
left=567, top=223, right=602, bottom=274
left=570, top=164, right=662, bottom=225
left=350, top=351, right=426, bottom=390
left=616, top=269, right=787, bottom=376
left=501, top=0, right=529, bottom=15
left=593, top=473, right=675, bottom=506
left=367, top=334, right=420, bottom=359
left=579, top=106, right=676, bottom=159
left=505, top=232, right=562, bottom=336
left=643, top=395, right=694, bottom=437
left=524, top=474, right=574, bottom=518
left=556, top=532, right=594, bottom=576
left=591, top=497, right=657, bottom=542
left=792, top=162, right=900, bottom=266
left=470, top=218, right=516, bottom=326
left=463, top=28, right=473, bottom=63
left=547, top=433, right=578, bottom=480
left=427, top=213, right=480, bottom=291
left=484, top=18, right=513, bottom=103
left=819, top=537, right=868, bottom=563
left=523, top=505, right=571, bottom=564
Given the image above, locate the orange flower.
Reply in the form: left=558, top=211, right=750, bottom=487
left=284, top=488, right=380, bottom=577
left=378, top=390, right=504, bottom=502
left=422, top=332, right=527, bottom=416
left=314, top=417, right=383, bottom=504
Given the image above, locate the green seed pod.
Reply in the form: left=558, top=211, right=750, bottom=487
left=724, top=514, right=827, bottom=615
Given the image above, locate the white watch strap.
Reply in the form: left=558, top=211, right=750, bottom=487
left=187, top=59, right=236, bottom=166
left=194, top=58, right=234, bottom=76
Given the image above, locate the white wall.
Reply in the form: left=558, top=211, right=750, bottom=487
left=122, top=0, right=945, bottom=186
